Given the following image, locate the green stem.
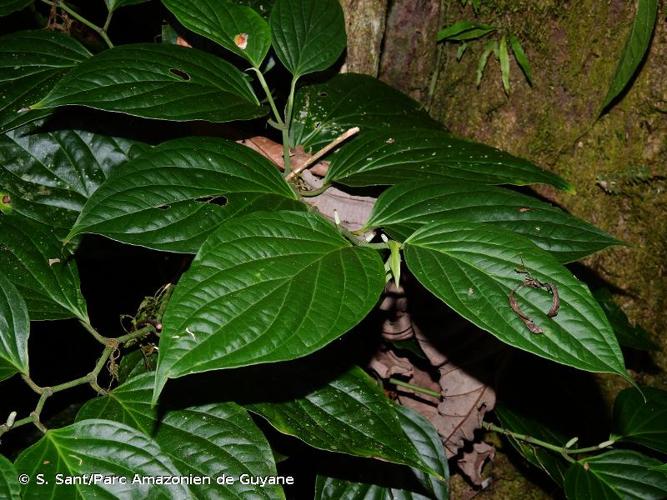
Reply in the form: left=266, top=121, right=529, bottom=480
left=80, top=320, right=109, bottom=345
left=299, top=184, right=331, bottom=197
left=40, top=0, right=114, bottom=48
left=281, top=77, right=299, bottom=175
left=251, top=68, right=285, bottom=128
left=389, top=377, right=442, bottom=399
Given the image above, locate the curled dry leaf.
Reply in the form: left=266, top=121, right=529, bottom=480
left=458, top=442, right=495, bottom=487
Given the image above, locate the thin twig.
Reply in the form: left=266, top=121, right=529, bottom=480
left=285, top=127, right=360, bottom=181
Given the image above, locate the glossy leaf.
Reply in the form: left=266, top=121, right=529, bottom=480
left=495, top=404, right=568, bottom=486
left=0, top=30, right=90, bottom=133
left=510, top=34, right=532, bottom=84
left=0, top=0, right=31, bottom=16
left=163, top=0, right=271, bottom=67
left=404, top=221, right=627, bottom=377
left=0, top=123, right=140, bottom=229
left=291, top=74, right=442, bottom=151
left=105, top=0, right=149, bottom=12
left=247, top=367, right=440, bottom=478
left=437, top=20, right=496, bottom=41
left=564, top=450, right=667, bottom=500
left=31, top=44, right=264, bottom=123
left=593, top=288, right=656, bottom=351
left=0, top=273, right=29, bottom=382
left=233, top=0, right=274, bottom=19
left=613, top=386, right=667, bottom=454
left=77, top=373, right=284, bottom=499
left=0, top=454, right=19, bottom=500
left=0, top=216, right=87, bottom=321
left=14, top=419, right=190, bottom=499
left=315, top=405, right=449, bottom=499
left=601, top=0, right=658, bottom=112
left=270, top=0, right=346, bottom=77
left=325, top=129, right=573, bottom=191
left=67, top=137, right=298, bottom=253
left=153, top=211, right=385, bottom=401
left=365, top=181, right=618, bottom=263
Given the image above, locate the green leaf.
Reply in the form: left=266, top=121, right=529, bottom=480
left=437, top=20, right=496, bottom=41
left=0, top=454, right=19, bottom=500
left=31, top=44, right=264, bottom=123
left=601, top=0, right=658, bottom=112
left=247, top=366, right=441, bottom=478
left=291, top=74, right=442, bottom=152
left=499, top=35, right=511, bottom=93
left=14, top=419, right=190, bottom=498
left=564, top=450, right=667, bottom=500
left=117, top=348, right=157, bottom=383
left=0, top=123, right=140, bottom=229
left=593, top=288, right=656, bottom=351
left=153, top=211, right=385, bottom=401
left=162, top=0, right=271, bottom=67
left=456, top=42, right=468, bottom=61
left=476, top=39, right=496, bottom=86
left=613, top=386, right=667, bottom=454
left=77, top=373, right=284, bottom=499
left=269, top=0, right=346, bottom=77
left=494, top=404, right=569, bottom=486
left=0, top=30, right=90, bottom=134
left=67, top=137, right=298, bottom=253
left=315, top=406, right=449, bottom=499
left=404, top=221, right=627, bottom=377
left=0, top=0, right=31, bottom=16
left=0, top=216, right=87, bottom=321
left=509, top=34, right=532, bottom=85
left=0, top=273, right=29, bottom=382
left=105, top=0, right=149, bottom=12
left=325, top=129, right=573, bottom=191
left=365, top=181, right=618, bottom=263
left=233, top=0, right=274, bottom=19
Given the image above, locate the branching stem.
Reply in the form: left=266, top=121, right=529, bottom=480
left=40, top=0, right=114, bottom=48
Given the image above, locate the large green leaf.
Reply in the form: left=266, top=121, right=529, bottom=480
left=404, top=221, right=627, bottom=377
left=163, top=0, right=271, bottom=67
left=14, top=419, right=190, bottom=499
left=601, top=0, right=658, bottom=112
left=325, top=129, right=573, bottom=191
left=0, top=30, right=90, bottom=133
left=290, top=74, right=442, bottom=152
left=613, top=386, right=667, bottom=455
left=0, top=273, right=29, bottom=382
left=31, top=44, right=264, bottom=123
left=564, top=450, right=667, bottom=500
left=0, top=123, right=140, bottom=229
left=77, top=373, right=284, bottom=499
left=0, top=0, right=31, bottom=17
left=269, top=0, right=346, bottom=77
left=154, top=211, right=385, bottom=401
left=366, top=181, right=617, bottom=263
left=0, top=455, right=19, bottom=500
left=0, top=215, right=87, bottom=321
left=105, top=0, right=149, bottom=12
left=247, top=367, right=441, bottom=478
left=593, top=288, right=656, bottom=351
left=314, top=405, right=449, bottom=499
left=67, top=137, right=298, bottom=253
left=494, top=404, right=569, bottom=486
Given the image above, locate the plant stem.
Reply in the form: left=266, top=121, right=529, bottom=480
left=281, top=77, right=299, bottom=175
left=252, top=68, right=285, bottom=128
left=80, top=319, right=109, bottom=345
left=389, top=377, right=442, bottom=399
left=299, top=184, right=331, bottom=197
left=40, top=0, right=114, bottom=48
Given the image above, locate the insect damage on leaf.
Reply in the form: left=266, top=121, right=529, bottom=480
left=234, top=33, right=249, bottom=50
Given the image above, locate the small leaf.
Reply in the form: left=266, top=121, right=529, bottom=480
left=77, top=373, right=284, bottom=499
left=388, top=240, right=401, bottom=287
left=269, top=0, right=346, bottom=77
left=32, top=44, right=264, bottom=123
left=0, top=216, right=87, bottom=321
left=291, top=74, right=442, bottom=152
left=162, top=0, right=271, bottom=67
left=14, top=419, right=190, bottom=499
left=67, top=137, right=298, bottom=253
left=437, top=20, right=496, bottom=41
left=476, top=39, right=497, bottom=86
left=0, top=30, right=90, bottom=133
left=247, top=366, right=441, bottom=478
left=325, top=129, right=573, bottom=191
left=0, top=0, right=32, bottom=17
left=404, top=221, right=628, bottom=378
left=601, top=0, right=658, bottom=112
left=564, top=450, right=667, bottom=500
left=0, top=274, right=29, bottom=382
left=0, top=454, right=19, bottom=500
left=499, top=35, right=511, bottom=93
left=365, top=181, right=617, bottom=262
left=153, top=211, right=385, bottom=402
left=0, top=122, right=141, bottom=229
left=104, top=0, right=149, bottom=12
left=509, top=34, right=532, bottom=85
left=613, top=386, right=667, bottom=454
left=456, top=42, right=468, bottom=61
left=593, top=288, right=656, bottom=351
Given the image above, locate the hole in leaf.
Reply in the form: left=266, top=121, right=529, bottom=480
left=157, top=204, right=171, bottom=211
left=318, top=91, right=328, bottom=97
left=196, top=195, right=228, bottom=206
left=169, top=68, right=191, bottom=81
